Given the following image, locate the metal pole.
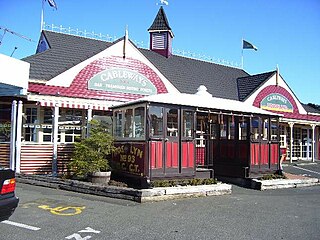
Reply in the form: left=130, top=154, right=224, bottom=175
left=15, top=101, right=23, bottom=174
left=10, top=100, right=17, bottom=171
left=52, top=104, right=59, bottom=177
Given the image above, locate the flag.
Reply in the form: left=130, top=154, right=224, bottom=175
left=159, top=0, right=169, bottom=5
left=47, top=0, right=57, bottom=10
left=243, top=40, right=257, bottom=51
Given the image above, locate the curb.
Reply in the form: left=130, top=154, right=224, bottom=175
left=251, top=177, right=320, bottom=190
left=16, top=174, right=232, bottom=203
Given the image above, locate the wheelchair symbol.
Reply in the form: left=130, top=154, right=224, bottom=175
left=38, top=205, right=86, bottom=216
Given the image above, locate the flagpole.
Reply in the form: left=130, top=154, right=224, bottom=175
left=41, top=0, right=45, bottom=32
left=241, top=38, right=244, bottom=69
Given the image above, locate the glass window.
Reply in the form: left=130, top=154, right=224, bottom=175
left=239, top=117, right=248, bottom=140
left=24, top=107, right=38, bottom=142
left=209, top=114, right=218, bottom=140
left=228, top=116, right=235, bottom=140
left=167, top=108, right=178, bottom=137
left=262, top=117, right=269, bottom=141
left=134, top=107, right=145, bottom=138
left=124, top=109, right=133, bottom=137
left=182, top=110, right=194, bottom=138
left=149, top=106, right=163, bottom=137
left=114, top=110, right=123, bottom=137
left=270, top=118, right=278, bottom=141
left=220, top=115, right=227, bottom=139
left=251, top=117, right=260, bottom=141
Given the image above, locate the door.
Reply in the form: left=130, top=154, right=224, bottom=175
left=302, top=128, right=312, bottom=160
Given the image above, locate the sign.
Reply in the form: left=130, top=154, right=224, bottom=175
left=260, top=93, right=293, bottom=113
left=113, top=143, right=146, bottom=176
left=88, top=68, right=157, bottom=95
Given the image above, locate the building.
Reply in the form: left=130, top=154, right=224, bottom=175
left=0, top=7, right=319, bottom=183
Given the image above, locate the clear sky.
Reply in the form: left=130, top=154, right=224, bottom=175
left=1, top=0, right=319, bottom=104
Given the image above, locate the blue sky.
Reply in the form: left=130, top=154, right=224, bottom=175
left=1, top=0, right=319, bottom=104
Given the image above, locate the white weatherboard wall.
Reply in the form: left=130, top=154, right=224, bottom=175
left=0, top=54, right=30, bottom=94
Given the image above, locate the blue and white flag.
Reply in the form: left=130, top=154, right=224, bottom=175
left=47, top=0, right=57, bottom=10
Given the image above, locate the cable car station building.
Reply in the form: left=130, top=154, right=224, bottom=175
left=1, top=7, right=319, bottom=185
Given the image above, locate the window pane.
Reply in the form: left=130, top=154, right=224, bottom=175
left=239, top=117, right=248, bottom=140
left=114, top=110, right=123, bottom=137
left=167, top=108, right=178, bottom=137
left=183, top=110, right=193, bottom=138
left=134, top=107, right=145, bottom=138
left=124, top=109, right=133, bottom=137
left=228, top=116, right=235, bottom=140
left=251, top=117, right=260, bottom=141
left=220, top=115, right=227, bottom=139
left=262, top=118, right=268, bottom=140
left=149, top=106, right=163, bottom=137
left=271, top=118, right=278, bottom=141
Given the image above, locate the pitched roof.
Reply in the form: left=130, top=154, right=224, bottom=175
left=237, top=71, right=275, bottom=101
left=302, top=103, right=320, bottom=114
left=23, top=30, right=249, bottom=100
left=23, top=30, right=111, bottom=81
left=148, top=6, right=172, bottom=32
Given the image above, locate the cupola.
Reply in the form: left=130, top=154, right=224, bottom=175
left=148, top=6, right=174, bottom=58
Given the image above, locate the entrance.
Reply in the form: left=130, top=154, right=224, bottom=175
left=302, top=128, right=312, bottom=160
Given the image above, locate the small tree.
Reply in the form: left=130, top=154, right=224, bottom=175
left=69, top=119, right=115, bottom=178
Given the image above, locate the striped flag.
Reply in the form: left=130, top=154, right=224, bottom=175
left=243, top=40, right=257, bottom=51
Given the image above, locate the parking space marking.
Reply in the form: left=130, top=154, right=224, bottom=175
left=293, top=166, right=320, bottom=175
left=2, top=220, right=41, bottom=231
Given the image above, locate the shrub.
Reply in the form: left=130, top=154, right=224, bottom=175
left=68, top=120, right=115, bottom=178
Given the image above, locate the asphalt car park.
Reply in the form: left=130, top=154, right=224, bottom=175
left=1, top=180, right=320, bottom=240
left=282, top=161, right=320, bottom=179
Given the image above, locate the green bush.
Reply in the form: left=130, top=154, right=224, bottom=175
left=68, top=120, right=115, bottom=178
left=150, top=178, right=217, bottom=188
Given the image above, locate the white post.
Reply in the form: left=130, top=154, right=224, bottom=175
left=10, top=100, right=17, bottom=171
left=289, top=122, right=294, bottom=164
left=311, top=124, right=316, bottom=162
left=52, top=104, right=59, bottom=176
left=15, top=101, right=23, bottom=174
left=87, top=105, right=92, bottom=137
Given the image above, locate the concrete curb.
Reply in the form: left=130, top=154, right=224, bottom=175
left=251, top=177, right=320, bottom=190
left=16, top=174, right=232, bottom=203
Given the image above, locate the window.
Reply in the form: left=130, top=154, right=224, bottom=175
left=114, top=106, right=146, bottom=139
left=114, top=110, right=123, bottom=137
left=134, top=107, right=145, bottom=138
left=24, top=107, right=38, bottom=142
left=228, top=116, right=235, bottom=140
left=124, top=109, right=133, bottom=137
left=149, top=106, right=163, bottom=137
left=238, top=117, right=248, bottom=140
left=167, top=108, right=178, bottom=137
left=270, top=118, right=278, bottom=141
left=182, top=110, right=194, bottom=138
left=251, top=117, right=260, bottom=141
left=261, top=117, right=269, bottom=141
left=220, top=115, right=227, bottom=139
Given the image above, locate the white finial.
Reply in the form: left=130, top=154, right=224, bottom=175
left=195, top=85, right=212, bottom=97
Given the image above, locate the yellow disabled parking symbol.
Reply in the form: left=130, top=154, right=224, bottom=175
left=38, top=205, right=85, bottom=216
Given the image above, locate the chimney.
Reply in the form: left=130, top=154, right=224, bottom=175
left=148, top=6, right=174, bottom=58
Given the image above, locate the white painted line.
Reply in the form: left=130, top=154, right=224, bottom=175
left=2, top=220, right=41, bottom=231
left=293, top=166, right=320, bottom=175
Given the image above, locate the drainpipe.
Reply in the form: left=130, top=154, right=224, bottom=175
left=311, top=124, right=316, bottom=162
left=15, top=100, right=23, bottom=174
left=10, top=100, right=17, bottom=171
left=52, top=103, right=59, bottom=177
left=288, top=122, right=294, bottom=164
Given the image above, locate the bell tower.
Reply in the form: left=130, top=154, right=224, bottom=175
left=148, top=6, right=174, bottom=58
